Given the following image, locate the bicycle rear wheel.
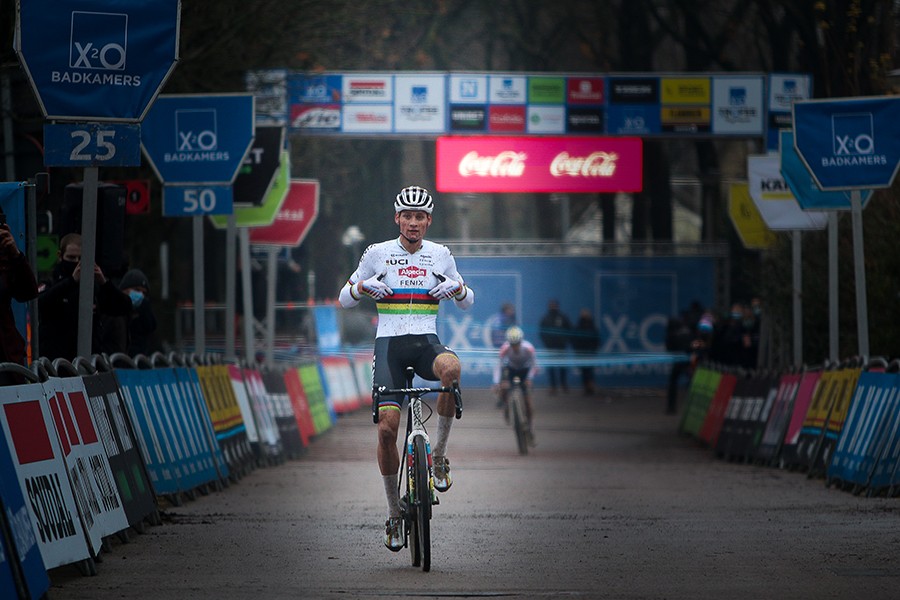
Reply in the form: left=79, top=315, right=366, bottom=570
left=510, top=387, right=528, bottom=455
left=413, top=435, right=431, bottom=571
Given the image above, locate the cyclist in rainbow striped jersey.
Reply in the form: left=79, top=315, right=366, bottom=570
left=338, top=185, right=475, bottom=551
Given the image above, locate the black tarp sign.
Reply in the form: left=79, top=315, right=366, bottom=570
left=262, top=370, right=305, bottom=459
left=756, top=373, right=801, bottom=464
left=233, top=125, right=285, bottom=206
left=81, top=372, right=157, bottom=529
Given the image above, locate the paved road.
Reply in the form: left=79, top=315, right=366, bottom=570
left=48, top=387, right=900, bottom=599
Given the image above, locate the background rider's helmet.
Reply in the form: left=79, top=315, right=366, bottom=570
left=395, top=185, right=434, bottom=214
left=506, top=326, right=524, bottom=344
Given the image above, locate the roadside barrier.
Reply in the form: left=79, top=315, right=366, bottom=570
left=0, top=351, right=372, bottom=595
left=680, top=356, right=900, bottom=499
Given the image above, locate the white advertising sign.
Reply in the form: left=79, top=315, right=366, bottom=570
left=527, top=105, right=566, bottom=133
left=342, top=75, right=393, bottom=103
left=769, top=74, right=812, bottom=113
left=489, top=75, right=527, bottom=104
left=712, top=76, right=764, bottom=135
left=0, top=384, right=91, bottom=569
left=449, top=74, right=488, bottom=103
left=394, top=75, right=445, bottom=133
left=342, top=104, right=393, bottom=133
left=747, top=154, right=828, bottom=230
left=45, top=377, right=129, bottom=551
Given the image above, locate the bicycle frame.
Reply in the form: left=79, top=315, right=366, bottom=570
left=372, top=367, right=462, bottom=571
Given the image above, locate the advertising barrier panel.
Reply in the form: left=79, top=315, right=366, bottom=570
left=0, top=383, right=91, bottom=569
left=43, top=376, right=129, bottom=553
left=828, top=371, right=898, bottom=489
left=261, top=371, right=305, bottom=459
left=81, top=372, right=156, bottom=531
left=756, top=373, right=801, bottom=463
left=0, top=407, right=49, bottom=600
left=298, top=363, right=333, bottom=434
left=679, top=367, right=721, bottom=437
left=283, top=368, right=315, bottom=447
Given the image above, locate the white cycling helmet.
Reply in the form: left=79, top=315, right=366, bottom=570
left=506, top=326, right=524, bottom=344
left=395, top=185, right=434, bottom=214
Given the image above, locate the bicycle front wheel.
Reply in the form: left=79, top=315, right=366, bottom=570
left=510, top=388, right=528, bottom=455
left=413, top=435, right=431, bottom=571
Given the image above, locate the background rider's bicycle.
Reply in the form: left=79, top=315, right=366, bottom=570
left=506, top=376, right=531, bottom=455
left=373, top=367, right=462, bottom=572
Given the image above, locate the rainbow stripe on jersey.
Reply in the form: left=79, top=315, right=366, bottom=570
left=377, top=289, right=440, bottom=315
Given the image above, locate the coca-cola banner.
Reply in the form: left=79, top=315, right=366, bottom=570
left=436, top=136, right=643, bottom=193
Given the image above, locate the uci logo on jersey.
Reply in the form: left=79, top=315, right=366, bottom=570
left=387, top=258, right=408, bottom=265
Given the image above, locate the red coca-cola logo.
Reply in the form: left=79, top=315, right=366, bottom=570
left=550, top=151, right=618, bottom=177
left=458, top=151, right=527, bottom=177
left=399, top=266, right=427, bottom=278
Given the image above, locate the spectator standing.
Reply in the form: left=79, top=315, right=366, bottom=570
left=0, top=217, right=38, bottom=366
left=571, top=308, right=600, bottom=395
left=665, top=309, right=697, bottom=414
left=38, top=233, right=132, bottom=361
left=101, top=268, right=158, bottom=357
left=490, top=302, right=517, bottom=348
left=539, top=299, right=572, bottom=395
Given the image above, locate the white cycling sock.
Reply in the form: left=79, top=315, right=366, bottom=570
left=432, top=414, right=453, bottom=458
left=383, top=474, right=401, bottom=518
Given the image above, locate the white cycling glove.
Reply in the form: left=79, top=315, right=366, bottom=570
left=358, top=273, right=393, bottom=300
left=429, top=272, right=465, bottom=300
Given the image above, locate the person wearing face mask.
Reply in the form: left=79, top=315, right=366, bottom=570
left=37, top=233, right=132, bottom=360
left=717, top=301, right=756, bottom=368
left=100, top=268, right=158, bottom=357
left=119, top=268, right=157, bottom=356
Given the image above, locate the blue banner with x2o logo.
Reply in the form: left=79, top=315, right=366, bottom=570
left=793, top=96, right=900, bottom=190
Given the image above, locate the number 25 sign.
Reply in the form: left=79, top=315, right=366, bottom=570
left=43, top=122, right=141, bottom=167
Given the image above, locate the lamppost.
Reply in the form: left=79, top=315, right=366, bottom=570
left=342, top=225, right=365, bottom=270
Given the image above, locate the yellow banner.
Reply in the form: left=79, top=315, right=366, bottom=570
left=728, top=183, right=777, bottom=250
left=660, top=106, right=711, bottom=124
left=661, top=77, right=710, bottom=104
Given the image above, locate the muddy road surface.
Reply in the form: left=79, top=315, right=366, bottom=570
left=49, top=388, right=900, bottom=599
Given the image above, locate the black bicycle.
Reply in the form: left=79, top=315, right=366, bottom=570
left=508, top=376, right=530, bottom=455
left=372, top=367, right=462, bottom=572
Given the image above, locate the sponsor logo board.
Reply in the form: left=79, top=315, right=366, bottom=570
left=342, top=104, right=392, bottom=133
left=449, top=74, right=488, bottom=103
left=436, top=135, right=642, bottom=193
left=527, top=105, right=565, bottom=134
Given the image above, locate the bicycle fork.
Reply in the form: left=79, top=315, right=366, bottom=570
left=407, top=400, right=437, bottom=507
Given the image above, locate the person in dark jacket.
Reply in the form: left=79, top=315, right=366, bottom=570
left=38, top=233, right=132, bottom=361
left=120, top=269, right=157, bottom=356
left=571, top=308, right=601, bottom=395
left=539, top=299, right=572, bottom=394
left=0, top=219, right=38, bottom=367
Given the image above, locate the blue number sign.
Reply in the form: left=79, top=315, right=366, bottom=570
left=44, top=122, right=141, bottom=167
left=163, top=185, right=233, bottom=217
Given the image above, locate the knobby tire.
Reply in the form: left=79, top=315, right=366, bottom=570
left=414, top=435, right=432, bottom=571
left=511, top=387, right=528, bottom=455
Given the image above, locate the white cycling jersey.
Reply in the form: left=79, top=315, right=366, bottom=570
left=493, top=340, right=537, bottom=384
left=339, top=237, right=474, bottom=338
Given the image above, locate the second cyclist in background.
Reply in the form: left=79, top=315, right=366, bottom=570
left=493, top=326, right=537, bottom=444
